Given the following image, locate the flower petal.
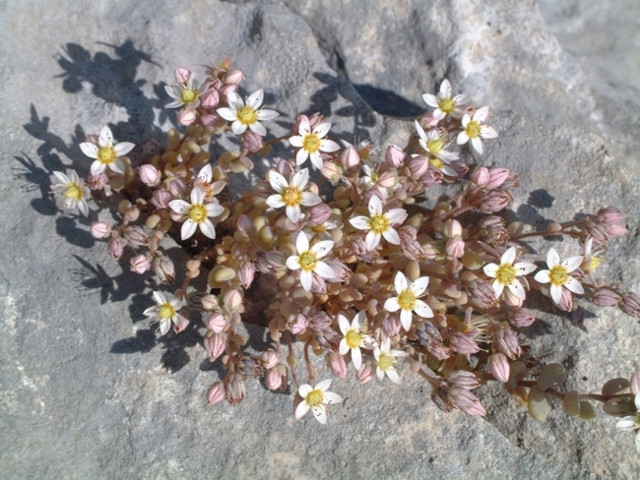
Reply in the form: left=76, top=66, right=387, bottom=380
left=400, top=309, right=413, bottom=331
left=483, top=263, right=499, bottom=278
left=413, top=300, right=433, bottom=318
left=268, top=170, right=288, bottom=192
left=439, top=79, right=452, bottom=98
left=286, top=255, right=301, bottom=270
left=365, top=231, right=381, bottom=251
left=289, top=135, right=304, bottom=148
left=257, top=109, right=279, bottom=121
left=80, top=142, right=99, bottom=159
left=216, top=107, right=237, bottom=122
left=534, top=270, right=551, bottom=284
left=109, top=158, right=125, bottom=174
left=410, top=277, right=429, bottom=296
left=114, top=142, right=135, bottom=156
left=549, top=284, right=563, bottom=304
left=295, top=231, right=310, bottom=253
left=301, top=192, right=321, bottom=207
left=501, top=247, right=516, bottom=266
left=205, top=202, right=224, bottom=217
left=247, top=89, right=263, bottom=109
left=394, top=271, right=408, bottom=294
left=507, top=280, right=526, bottom=301
left=313, top=261, right=336, bottom=279
left=514, top=262, right=537, bottom=275
left=181, top=220, right=198, bottom=240
left=422, top=93, right=438, bottom=107
left=323, top=391, right=343, bottom=404
left=309, top=152, right=323, bottom=170
left=286, top=205, right=301, bottom=223
left=248, top=121, right=267, bottom=137
left=338, top=314, right=350, bottom=334
left=312, top=405, right=327, bottom=424
left=266, top=195, right=286, bottom=209
left=386, top=208, right=406, bottom=225
left=310, top=240, right=334, bottom=259
left=386, top=368, right=401, bottom=384
left=349, top=216, right=371, bottom=231
left=546, top=248, right=560, bottom=268
left=199, top=219, right=216, bottom=239
left=90, top=160, right=106, bottom=176
left=368, top=195, right=383, bottom=216
left=382, top=227, right=400, bottom=245
left=313, top=122, right=331, bottom=139
left=291, top=168, right=309, bottom=189
left=457, top=131, right=469, bottom=145
left=384, top=297, right=400, bottom=313
left=295, top=400, right=310, bottom=420
left=300, top=270, right=313, bottom=291
left=99, top=126, right=113, bottom=147
left=231, top=120, right=247, bottom=135
left=563, top=256, right=584, bottom=273
left=295, top=148, right=309, bottom=166
left=471, top=137, right=483, bottom=154
left=564, top=277, right=584, bottom=295
left=351, top=347, right=362, bottom=370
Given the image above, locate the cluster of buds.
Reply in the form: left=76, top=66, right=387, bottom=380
left=48, top=64, right=640, bottom=453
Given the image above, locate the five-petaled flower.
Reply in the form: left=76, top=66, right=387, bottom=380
left=295, top=379, right=343, bottom=424
left=338, top=311, right=370, bottom=370
left=534, top=248, right=584, bottom=304
left=374, top=338, right=407, bottom=384
left=164, top=70, right=210, bottom=110
left=80, top=126, right=135, bottom=176
left=349, top=194, right=406, bottom=251
left=266, top=168, right=321, bottom=223
left=286, top=233, right=336, bottom=291
left=422, top=79, right=469, bottom=120
left=456, top=106, right=498, bottom=155
left=289, top=117, right=340, bottom=170
left=52, top=170, right=90, bottom=216
left=169, top=187, right=225, bottom=240
left=216, top=89, right=279, bottom=136
left=384, top=271, right=433, bottom=331
left=616, top=391, right=640, bottom=453
left=483, top=246, right=537, bottom=301
left=414, top=120, right=459, bottom=176
left=143, top=291, right=186, bottom=335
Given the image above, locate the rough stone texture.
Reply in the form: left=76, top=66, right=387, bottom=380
left=1, top=0, right=639, bottom=479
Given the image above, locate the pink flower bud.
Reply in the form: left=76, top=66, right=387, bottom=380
left=130, top=254, right=151, bottom=274
left=320, top=161, right=342, bottom=183
left=123, top=225, right=148, bottom=247
left=259, top=350, right=280, bottom=370
left=450, top=332, right=480, bottom=354
left=242, top=131, right=264, bottom=152
left=603, top=223, right=628, bottom=238
left=630, top=373, right=640, bottom=395
left=307, top=203, right=332, bottom=225
left=265, top=367, right=283, bottom=390
left=204, top=332, right=226, bottom=361
left=91, top=222, right=111, bottom=239
left=356, top=364, right=375, bottom=384
left=510, top=308, right=536, bottom=328
left=598, top=206, right=625, bottom=225
left=225, top=373, right=246, bottom=405
left=200, top=294, right=219, bottom=311
left=449, top=370, right=481, bottom=389
left=486, top=168, right=510, bottom=188
left=201, top=113, right=225, bottom=130
left=445, top=237, right=465, bottom=258
left=326, top=352, right=348, bottom=379
left=206, top=381, right=226, bottom=405
left=264, top=251, right=286, bottom=269
left=108, top=237, right=125, bottom=260
left=86, top=172, right=109, bottom=190
left=619, top=293, right=640, bottom=318
left=222, top=290, right=243, bottom=312
left=341, top=145, right=360, bottom=169
left=488, top=353, right=510, bottom=382
left=378, top=170, right=398, bottom=189
left=481, top=190, right=512, bottom=213
left=205, top=313, right=226, bottom=333
left=139, top=164, right=160, bottom=186
left=418, top=111, right=440, bottom=129
left=151, top=189, right=172, bottom=209
left=287, top=314, right=307, bottom=335
left=503, top=288, right=524, bottom=309
left=444, top=219, right=462, bottom=238
left=168, top=178, right=187, bottom=197
left=200, top=88, right=220, bottom=110
left=237, top=261, right=255, bottom=289
left=470, top=166, right=490, bottom=186
left=419, top=167, right=443, bottom=187
left=385, top=144, right=405, bottom=168
left=174, top=67, right=191, bottom=84
left=152, top=255, right=175, bottom=284
left=555, top=287, right=574, bottom=312
left=494, top=327, right=522, bottom=360
left=409, top=155, right=430, bottom=177
left=177, top=108, right=196, bottom=126
left=224, top=69, right=245, bottom=85
left=592, top=287, right=622, bottom=307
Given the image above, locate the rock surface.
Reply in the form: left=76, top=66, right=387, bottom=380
left=1, top=0, right=639, bottom=478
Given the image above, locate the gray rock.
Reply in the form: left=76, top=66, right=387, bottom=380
left=1, top=0, right=638, bottom=479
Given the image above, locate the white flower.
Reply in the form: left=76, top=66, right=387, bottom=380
left=483, top=246, right=537, bottom=301
left=415, top=121, right=459, bottom=163
left=80, top=126, right=135, bottom=175
left=295, top=379, right=343, bottom=424
left=216, top=89, right=279, bottom=136
left=169, top=187, right=224, bottom=240
left=422, top=79, right=469, bottom=120
left=349, top=195, right=406, bottom=251
left=374, top=338, right=407, bottom=384
left=303, top=217, right=341, bottom=241
left=286, top=233, right=336, bottom=291
left=616, top=392, right=640, bottom=453
left=384, top=271, right=433, bottom=331
left=266, top=168, right=321, bottom=223
left=164, top=72, right=210, bottom=110
left=143, top=291, right=185, bottom=335
left=456, top=106, right=498, bottom=155
left=534, top=248, right=584, bottom=304
left=195, top=164, right=226, bottom=199
left=289, top=118, right=340, bottom=170
left=338, top=311, right=370, bottom=370
left=51, top=170, right=90, bottom=216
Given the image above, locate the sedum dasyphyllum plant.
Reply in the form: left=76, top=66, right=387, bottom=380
left=51, top=62, right=640, bottom=449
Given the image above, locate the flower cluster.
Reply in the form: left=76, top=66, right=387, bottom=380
left=48, top=66, right=640, bottom=450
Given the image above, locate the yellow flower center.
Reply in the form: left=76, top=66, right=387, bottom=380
left=397, top=289, right=417, bottom=311
left=588, top=256, right=601, bottom=271
left=98, top=147, right=116, bottom=165
left=345, top=329, right=362, bottom=349
left=188, top=204, right=208, bottom=224
left=465, top=120, right=481, bottom=138
left=496, top=264, right=516, bottom=285
left=159, top=303, right=176, bottom=320
left=429, top=158, right=444, bottom=170
left=298, top=251, right=318, bottom=272
left=426, top=138, right=443, bottom=154
left=303, top=133, right=321, bottom=153
left=549, top=265, right=569, bottom=286
left=311, top=224, right=326, bottom=234
left=306, top=388, right=324, bottom=407
left=281, top=186, right=303, bottom=206
left=369, top=171, right=379, bottom=182
left=237, top=105, right=258, bottom=125
left=181, top=87, right=198, bottom=103
left=64, top=184, right=84, bottom=201
left=369, top=213, right=389, bottom=234
left=377, top=351, right=395, bottom=371
left=438, top=97, right=455, bottom=114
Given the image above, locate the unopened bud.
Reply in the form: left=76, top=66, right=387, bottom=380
left=630, top=373, right=640, bottom=395
left=592, top=287, right=622, bottom=307
left=200, top=88, right=220, bottom=110
left=265, top=367, right=283, bottom=390
left=206, top=381, right=226, bottom=405
left=223, top=289, right=243, bottom=311
left=445, top=237, right=465, bottom=258
left=139, top=164, right=160, bottom=186
left=168, top=178, right=187, bottom=197
left=326, top=352, right=348, bottom=379
left=408, top=155, right=429, bottom=177
left=174, top=67, right=191, bottom=84
left=356, top=364, right=375, bottom=384
left=237, top=261, right=255, bottom=289
left=205, top=313, right=227, bottom=333
left=177, top=108, right=196, bottom=126
left=225, top=373, right=246, bottom=405
left=308, top=203, right=332, bottom=226
left=91, top=222, right=111, bottom=239
left=151, top=189, right=172, bottom=209
left=320, top=161, right=342, bottom=183
left=123, top=225, right=148, bottom=247
left=242, top=131, right=264, bottom=152
left=130, top=254, right=151, bottom=274
left=224, top=69, right=245, bottom=85
left=260, top=350, right=280, bottom=370
left=598, top=206, right=625, bottom=225
left=488, top=353, right=510, bottom=382
left=152, top=255, right=175, bottom=284
left=108, top=237, right=125, bottom=260
left=341, top=145, right=360, bottom=169
left=287, top=314, right=307, bottom=335
left=470, top=166, right=490, bottom=186
left=494, top=327, right=522, bottom=360
left=510, top=308, right=536, bottom=328
left=486, top=168, right=509, bottom=188
left=204, top=332, right=226, bottom=361
left=619, top=293, right=640, bottom=317
left=385, top=144, right=405, bottom=168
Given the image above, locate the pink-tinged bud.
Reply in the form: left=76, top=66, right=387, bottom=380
left=200, top=294, right=219, bottom=311
left=378, top=170, right=398, bottom=189
left=341, top=145, right=360, bottom=169
left=598, top=207, right=625, bottom=225
left=450, top=333, right=480, bottom=354
left=449, top=388, right=486, bottom=416
left=310, top=274, right=327, bottom=293
left=630, top=373, right=640, bottom=395
left=219, top=83, right=238, bottom=101
left=383, top=314, right=402, bottom=338
left=225, top=373, right=246, bottom=405
left=494, top=327, right=522, bottom=360
left=470, top=166, right=490, bottom=186
left=488, top=353, right=510, bottom=382
left=449, top=370, right=481, bottom=389
left=151, top=189, right=172, bottom=209
left=619, top=293, right=640, bottom=318
left=108, top=237, right=125, bottom=260
left=168, top=178, right=187, bottom=197
left=469, top=282, right=497, bottom=309
left=224, top=69, right=245, bottom=85
left=174, top=67, right=191, bottom=84
left=320, top=161, right=342, bottom=183
left=444, top=219, right=462, bottom=238
left=503, top=288, right=524, bottom=309
left=481, top=190, right=512, bottom=213
left=177, top=108, right=197, bottom=126
left=205, top=313, right=227, bottom=333
left=264, top=251, right=286, bottom=269
left=206, top=381, right=226, bottom=405
left=242, top=131, right=264, bottom=152
left=201, top=113, right=226, bottom=130
left=259, top=350, right=280, bottom=370
left=592, top=287, right=622, bottom=307
left=556, top=287, right=574, bottom=312
left=265, top=367, right=283, bottom=390
left=86, top=172, right=109, bottom=191
left=130, top=254, right=151, bottom=274
left=204, top=332, right=226, bottom=361
left=152, top=255, right=175, bottom=284
left=409, top=155, right=430, bottom=177
left=356, top=364, right=375, bottom=384
left=418, top=111, right=440, bottom=129
left=200, top=88, right=220, bottom=110
left=310, top=311, right=332, bottom=331
left=91, top=222, right=111, bottom=239
left=223, top=289, right=243, bottom=312
left=139, top=164, right=160, bottom=186
left=326, top=352, right=348, bottom=379
left=604, top=223, right=628, bottom=238
left=385, top=144, right=405, bottom=168
left=236, top=215, right=255, bottom=236
left=307, top=203, right=332, bottom=226
left=486, top=168, right=510, bottom=189
left=287, top=314, right=307, bottom=335
left=237, top=261, right=255, bottom=289
left=510, top=308, right=536, bottom=328
left=419, top=167, right=443, bottom=187
left=445, top=237, right=465, bottom=258
left=123, top=225, right=148, bottom=247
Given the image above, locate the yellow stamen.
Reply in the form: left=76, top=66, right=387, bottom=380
left=429, top=158, right=444, bottom=170
left=181, top=88, right=198, bottom=103
left=281, top=186, right=303, bottom=206
left=549, top=265, right=569, bottom=286
left=237, top=105, right=258, bottom=125
left=311, top=224, right=326, bottom=234
left=306, top=388, right=324, bottom=407
left=98, top=147, right=116, bottom=165
left=465, top=120, right=481, bottom=138
left=298, top=251, right=317, bottom=272
left=188, top=204, right=208, bottom=224
left=427, top=138, right=443, bottom=154
left=397, top=290, right=417, bottom=310
left=64, top=184, right=83, bottom=201
left=496, top=264, right=516, bottom=285
left=378, top=351, right=395, bottom=371
left=303, top=133, right=321, bottom=153
left=345, top=329, right=362, bottom=349
left=369, top=213, right=389, bottom=234
left=438, top=97, right=455, bottom=114
left=159, top=304, right=176, bottom=320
